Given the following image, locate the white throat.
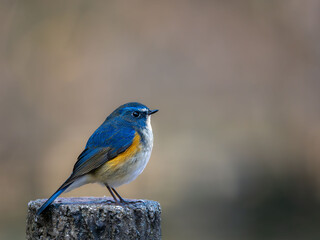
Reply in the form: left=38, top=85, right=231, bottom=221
left=143, top=115, right=153, bottom=149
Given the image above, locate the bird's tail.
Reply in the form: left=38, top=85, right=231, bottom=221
left=36, top=182, right=71, bottom=216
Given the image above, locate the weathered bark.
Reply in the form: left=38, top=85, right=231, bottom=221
left=26, top=197, right=161, bottom=240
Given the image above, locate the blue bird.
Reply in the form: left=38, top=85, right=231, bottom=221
left=37, top=102, right=158, bottom=215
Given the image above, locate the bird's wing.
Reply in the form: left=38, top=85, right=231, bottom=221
left=62, top=125, right=136, bottom=187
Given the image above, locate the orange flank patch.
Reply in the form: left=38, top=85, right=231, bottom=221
left=107, top=132, right=141, bottom=169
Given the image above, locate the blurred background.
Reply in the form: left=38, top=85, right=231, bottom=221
left=1, top=1, right=320, bottom=239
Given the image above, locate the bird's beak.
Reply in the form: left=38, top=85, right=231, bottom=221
left=148, top=109, right=159, bottom=115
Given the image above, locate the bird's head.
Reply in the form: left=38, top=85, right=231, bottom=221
left=106, top=102, right=158, bottom=129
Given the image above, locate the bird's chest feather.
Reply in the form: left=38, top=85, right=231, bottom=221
left=93, top=125, right=153, bottom=187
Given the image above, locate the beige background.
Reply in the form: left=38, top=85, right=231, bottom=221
left=1, top=1, right=320, bottom=239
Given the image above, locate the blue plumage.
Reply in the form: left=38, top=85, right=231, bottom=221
left=74, top=127, right=135, bottom=171
left=37, top=102, right=158, bottom=215
left=36, top=185, right=70, bottom=215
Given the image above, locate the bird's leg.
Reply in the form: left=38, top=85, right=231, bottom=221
left=105, top=184, right=118, bottom=202
left=112, top=188, right=127, bottom=203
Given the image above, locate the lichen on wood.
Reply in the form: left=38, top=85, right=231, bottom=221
left=26, top=197, right=161, bottom=240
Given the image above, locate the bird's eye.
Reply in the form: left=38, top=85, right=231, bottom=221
left=132, top=111, right=140, bottom=117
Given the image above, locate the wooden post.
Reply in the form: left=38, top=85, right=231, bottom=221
left=26, top=197, right=161, bottom=240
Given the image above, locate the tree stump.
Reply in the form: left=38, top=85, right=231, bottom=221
left=26, top=197, right=161, bottom=240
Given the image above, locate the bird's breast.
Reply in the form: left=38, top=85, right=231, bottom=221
left=92, top=127, right=153, bottom=188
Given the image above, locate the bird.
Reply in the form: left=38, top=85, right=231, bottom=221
left=36, top=102, right=158, bottom=215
